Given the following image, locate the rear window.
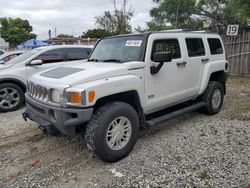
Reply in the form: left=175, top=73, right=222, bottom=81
left=68, top=48, right=90, bottom=60
left=208, top=38, right=223, bottom=55
left=151, top=39, right=181, bottom=60
left=186, top=38, right=205, bottom=57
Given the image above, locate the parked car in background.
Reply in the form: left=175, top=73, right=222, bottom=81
left=0, top=50, right=27, bottom=64
left=0, top=49, right=5, bottom=56
left=0, top=45, right=93, bottom=112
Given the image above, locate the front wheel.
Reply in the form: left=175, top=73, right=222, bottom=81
left=85, top=102, right=140, bottom=163
left=200, top=81, right=224, bottom=115
left=0, top=83, right=24, bottom=112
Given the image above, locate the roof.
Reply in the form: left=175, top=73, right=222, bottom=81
left=36, top=44, right=94, bottom=50
left=105, top=30, right=219, bottom=40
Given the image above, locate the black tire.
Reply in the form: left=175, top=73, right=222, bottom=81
left=85, top=102, right=140, bottom=163
left=0, top=83, right=24, bottom=112
left=200, top=81, right=224, bottom=115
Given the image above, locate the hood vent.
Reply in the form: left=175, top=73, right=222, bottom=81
left=41, top=67, right=84, bottom=79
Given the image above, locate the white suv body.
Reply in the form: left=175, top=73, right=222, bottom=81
left=24, top=32, right=228, bottom=162
left=0, top=45, right=93, bottom=112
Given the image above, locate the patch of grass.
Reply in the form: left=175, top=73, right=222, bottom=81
left=228, top=75, right=250, bottom=85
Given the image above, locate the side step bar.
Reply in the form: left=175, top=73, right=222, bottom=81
left=146, top=102, right=206, bottom=126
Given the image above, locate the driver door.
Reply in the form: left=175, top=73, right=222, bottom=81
left=26, top=49, right=66, bottom=77
left=144, top=35, right=188, bottom=113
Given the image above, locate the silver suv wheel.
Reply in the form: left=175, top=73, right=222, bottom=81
left=106, top=116, right=132, bottom=151
left=0, top=87, right=20, bottom=110
left=212, top=89, right=222, bottom=109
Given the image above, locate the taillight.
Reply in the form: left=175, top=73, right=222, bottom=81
left=225, top=52, right=228, bottom=61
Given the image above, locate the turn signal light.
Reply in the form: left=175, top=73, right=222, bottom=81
left=70, top=92, right=81, bottom=104
left=88, top=91, right=95, bottom=103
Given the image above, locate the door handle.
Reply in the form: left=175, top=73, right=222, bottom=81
left=176, top=61, right=187, bottom=67
left=201, top=58, right=209, bottom=63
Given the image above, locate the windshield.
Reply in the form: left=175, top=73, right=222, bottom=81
left=4, top=49, right=42, bottom=65
left=89, top=35, right=144, bottom=63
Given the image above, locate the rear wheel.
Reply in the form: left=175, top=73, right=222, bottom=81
left=200, top=81, right=224, bottom=115
left=85, top=102, right=140, bottom=162
left=0, top=83, right=24, bottom=112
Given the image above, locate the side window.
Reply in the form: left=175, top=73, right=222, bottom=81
left=208, top=38, right=223, bottom=55
left=186, top=38, right=205, bottom=57
left=68, top=48, right=88, bottom=60
left=36, top=49, right=64, bottom=64
left=151, top=39, right=181, bottom=60
left=2, top=54, right=17, bottom=62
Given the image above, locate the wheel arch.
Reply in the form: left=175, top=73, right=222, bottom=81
left=208, top=71, right=227, bottom=95
left=94, top=90, right=146, bottom=128
left=0, top=78, right=26, bottom=93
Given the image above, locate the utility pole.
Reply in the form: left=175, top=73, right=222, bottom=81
left=54, top=28, right=57, bottom=37
left=48, top=30, right=51, bottom=39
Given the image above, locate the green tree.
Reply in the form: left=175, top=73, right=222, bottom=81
left=56, top=34, right=74, bottom=38
left=195, top=0, right=243, bottom=27
left=96, top=0, right=134, bottom=34
left=149, top=0, right=197, bottom=29
left=82, top=28, right=114, bottom=38
left=147, top=0, right=250, bottom=32
left=0, top=17, right=37, bottom=48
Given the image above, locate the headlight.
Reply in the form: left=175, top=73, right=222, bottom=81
left=51, top=89, right=62, bottom=103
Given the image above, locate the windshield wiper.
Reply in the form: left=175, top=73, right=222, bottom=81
left=88, top=59, right=99, bottom=62
left=103, top=59, right=121, bottom=63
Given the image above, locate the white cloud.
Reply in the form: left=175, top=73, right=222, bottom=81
left=0, top=0, right=155, bottom=39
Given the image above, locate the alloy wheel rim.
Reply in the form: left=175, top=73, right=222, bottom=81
left=106, top=116, right=132, bottom=151
left=0, top=87, right=20, bottom=109
left=212, top=89, right=221, bottom=109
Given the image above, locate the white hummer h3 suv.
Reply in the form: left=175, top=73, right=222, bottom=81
left=23, top=31, right=228, bottom=162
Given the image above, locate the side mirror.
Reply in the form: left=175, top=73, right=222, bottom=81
left=151, top=52, right=172, bottom=75
left=28, top=59, right=43, bottom=66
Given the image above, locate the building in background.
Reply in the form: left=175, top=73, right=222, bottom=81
left=0, top=37, right=9, bottom=50
left=46, top=37, right=99, bottom=46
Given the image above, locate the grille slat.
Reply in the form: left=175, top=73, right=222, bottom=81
left=27, top=81, right=49, bottom=102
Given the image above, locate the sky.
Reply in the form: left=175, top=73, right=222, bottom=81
left=0, top=0, right=155, bottom=40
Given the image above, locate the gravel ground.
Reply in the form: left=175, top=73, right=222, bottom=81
left=0, top=76, right=250, bottom=187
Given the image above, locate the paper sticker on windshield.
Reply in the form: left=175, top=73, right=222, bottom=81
left=125, top=40, right=142, bottom=47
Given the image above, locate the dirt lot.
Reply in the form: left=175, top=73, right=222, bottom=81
left=0, top=76, right=250, bottom=187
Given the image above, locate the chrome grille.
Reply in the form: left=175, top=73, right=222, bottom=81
left=27, top=81, right=50, bottom=102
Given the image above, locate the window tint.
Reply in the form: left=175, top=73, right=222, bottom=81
left=186, top=38, right=205, bottom=57
left=36, top=49, right=64, bottom=64
left=68, top=48, right=90, bottom=60
left=151, top=39, right=181, bottom=60
left=2, top=54, right=18, bottom=62
left=208, top=38, right=223, bottom=55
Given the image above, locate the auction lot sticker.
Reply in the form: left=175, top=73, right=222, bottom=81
left=125, top=40, right=142, bottom=47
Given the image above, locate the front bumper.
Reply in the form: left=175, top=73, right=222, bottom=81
left=23, top=93, right=93, bottom=136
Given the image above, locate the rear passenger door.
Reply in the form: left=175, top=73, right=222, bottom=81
left=64, top=48, right=91, bottom=65
left=184, top=38, right=207, bottom=96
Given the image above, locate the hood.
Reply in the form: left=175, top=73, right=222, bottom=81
left=32, top=62, right=129, bottom=86
left=0, top=63, right=14, bottom=70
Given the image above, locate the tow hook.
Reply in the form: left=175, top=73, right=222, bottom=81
left=22, top=112, right=28, bottom=121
